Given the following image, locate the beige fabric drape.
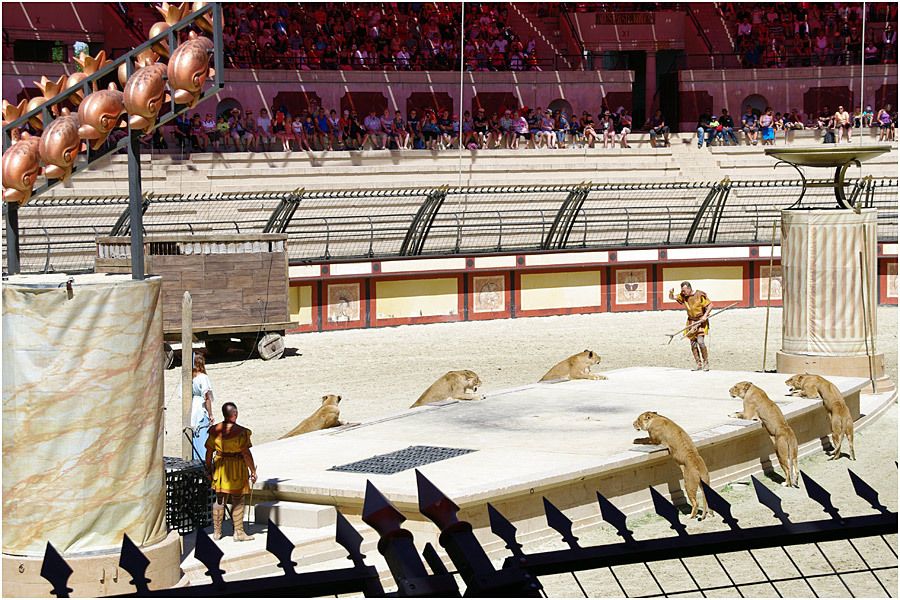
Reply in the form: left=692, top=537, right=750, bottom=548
left=781, top=209, right=878, bottom=356
left=3, top=276, right=166, bottom=556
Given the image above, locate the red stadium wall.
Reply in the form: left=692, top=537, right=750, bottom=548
left=285, top=243, right=898, bottom=334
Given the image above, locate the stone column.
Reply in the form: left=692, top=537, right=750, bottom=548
left=645, top=50, right=656, bottom=124
left=776, top=209, right=892, bottom=391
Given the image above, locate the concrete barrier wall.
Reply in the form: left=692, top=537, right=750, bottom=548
left=286, top=243, right=898, bottom=334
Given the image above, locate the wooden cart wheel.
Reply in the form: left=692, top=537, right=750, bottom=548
left=257, top=332, right=285, bottom=361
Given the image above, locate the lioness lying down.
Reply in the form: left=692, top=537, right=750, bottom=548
left=729, top=381, right=799, bottom=487
left=539, top=350, right=606, bottom=382
left=785, top=373, right=855, bottom=461
left=633, top=411, right=711, bottom=520
left=281, top=395, right=344, bottom=439
left=411, top=370, right=483, bottom=408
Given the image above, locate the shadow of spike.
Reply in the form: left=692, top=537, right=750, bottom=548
left=700, top=481, right=740, bottom=530
left=416, top=469, right=460, bottom=529
left=800, top=471, right=842, bottom=521
left=543, top=497, right=580, bottom=549
left=119, top=534, right=151, bottom=594
left=265, top=520, right=297, bottom=575
left=848, top=469, right=889, bottom=514
left=487, top=503, right=524, bottom=558
left=194, top=528, right=226, bottom=587
left=649, top=487, right=688, bottom=536
left=596, top=491, right=634, bottom=543
left=335, top=509, right=367, bottom=569
left=40, top=541, right=73, bottom=598
left=751, top=476, right=791, bottom=525
left=423, top=542, right=450, bottom=575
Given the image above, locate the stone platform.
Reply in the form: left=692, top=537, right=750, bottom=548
left=250, top=367, right=877, bottom=521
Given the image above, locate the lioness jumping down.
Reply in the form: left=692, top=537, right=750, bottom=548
left=729, top=381, right=799, bottom=487
left=281, top=395, right=344, bottom=439
left=633, top=411, right=711, bottom=520
left=785, top=374, right=855, bottom=460
left=539, top=350, right=606, bottom=382
left=411, top=370, right=483, bottom=408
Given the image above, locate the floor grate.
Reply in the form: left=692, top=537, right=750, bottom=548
left=329, top=445, right=476, bottom=475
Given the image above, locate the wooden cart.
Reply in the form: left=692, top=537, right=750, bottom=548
left=96, top=233, right=296, bottom=364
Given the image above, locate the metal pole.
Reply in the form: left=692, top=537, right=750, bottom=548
left=5, top=202, right=20, bottom=274
left=761, top=218, right=777, bottom=372
left=125, top=52, right=145, bottom=281
left=182, top=291, right=194, bottom=461
left=859, top=1, right=866, bottom=144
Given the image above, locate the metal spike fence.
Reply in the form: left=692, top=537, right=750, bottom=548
left=37, top=468, right=897, bottom=598
left=3, top=179, right=897, bottom=275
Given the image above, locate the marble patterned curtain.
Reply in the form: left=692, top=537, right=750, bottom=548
left=2, top=276, right=166, bottom=556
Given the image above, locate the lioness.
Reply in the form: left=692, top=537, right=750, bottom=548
left=539, top=350, right=606, bottom=382
left=729, top=381, right=799, bottom=487
left=785, top=374, right=855, bottom=461
left=411, top=370, right=483, bottom=408
left=633, top=411, right=710, bottom=520
left=281, top=395, right=343, bottom=439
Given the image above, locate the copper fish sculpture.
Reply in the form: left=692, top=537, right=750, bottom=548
left=38, top=109, right=81, bottom=181
left=124, top=63, right=168, bottom=133
left=167, top=33, right=213, bottom=107
left=117, top=47, right=161, bottom=88
left=2, top=133, right=43, bottom=204
left=77, top=83, right=126, bottom=149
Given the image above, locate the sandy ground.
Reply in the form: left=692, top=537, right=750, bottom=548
left=163, top=306, right=897, bottom=455
left=164, top=306, right=897, bottom=597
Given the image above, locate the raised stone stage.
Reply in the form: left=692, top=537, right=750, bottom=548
left=250, top=367, right=880, bottom=526
left=178, top=366, right=894, bottom=585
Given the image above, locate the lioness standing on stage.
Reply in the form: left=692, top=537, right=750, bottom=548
left=785, top=374, right=855, bottom=461
left=669, top=281, right=713, bottom=371
left=633, top=411, right=711, bottom=520
left=729, top=381, right=799, bottom=487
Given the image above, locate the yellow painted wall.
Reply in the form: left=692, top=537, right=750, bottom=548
left=520, top=271, right=603, bottom=311
left=663, top=266, right=744, bottom=301
left=289, top=285, right=314, bottom=326
left=375, top=278, right=459, bottom=319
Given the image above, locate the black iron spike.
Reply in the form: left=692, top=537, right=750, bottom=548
left=751, top=476, right=791, bottom=524
left=596, top=491, right=635, bottom=543
left=543, top=497, right=580, bottom=549
left=487, top=503, right=524, bottom=557
left=193, top=528, right=226, bottom=587
left=700, top=481, right=740, bottom=530
left=848, top=469, right=889, bottom=514
left=800, top=471, right=842, bottom=521
left=422, top=542, right=451, bottom=575
left=118, top=534, right=151, bottom=594
left=649, top=487, right=688, bottom=536
left=265, top=520, right=297, bottom=575
left=40, top=542, right=73, bottom=598
left=334, top=509, right=367, bottom=569
left=415, top=469, right=460, bottom=529
left=361, top=480, right=406, bottom=535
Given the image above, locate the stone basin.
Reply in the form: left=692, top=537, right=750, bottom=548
left=764, top=145, right=891, bottom=167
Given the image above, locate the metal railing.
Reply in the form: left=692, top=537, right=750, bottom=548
left=3, top=179, right=896, bottom=274
left=35, top=468, right=898, bottom=597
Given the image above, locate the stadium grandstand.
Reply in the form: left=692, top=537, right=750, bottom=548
left=1, top=2, right=897, bottom=275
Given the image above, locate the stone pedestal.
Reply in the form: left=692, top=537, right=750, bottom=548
left=776, top=209, right=892, bottom=391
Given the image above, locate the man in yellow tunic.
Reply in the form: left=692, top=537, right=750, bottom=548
left=669, top=281, right=713, bottom=371
left=205, top=402, right=258, bottom=541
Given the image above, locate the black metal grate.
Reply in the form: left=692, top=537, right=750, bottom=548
left=329, top=445, right=476, bottom=475
left=164, top=456, right=215, bottom=535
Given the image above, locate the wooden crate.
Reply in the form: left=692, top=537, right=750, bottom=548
left=96, top=234, right=292, bottom=335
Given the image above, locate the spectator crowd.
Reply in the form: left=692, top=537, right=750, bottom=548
left=154, top=100, right=895, bottom=154
left=222, top=2, right=544, bottom=72
left=726, top=2, right=898, bottom=68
